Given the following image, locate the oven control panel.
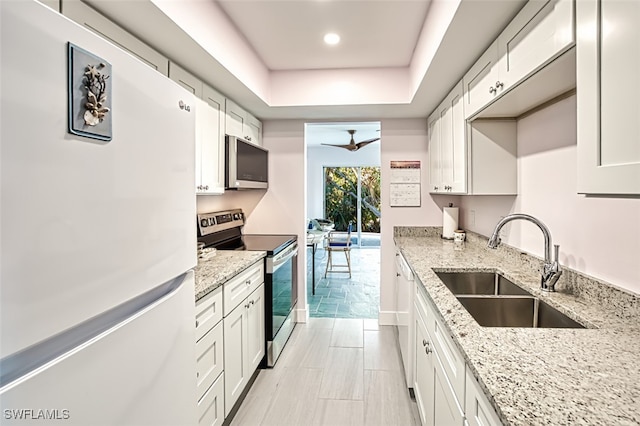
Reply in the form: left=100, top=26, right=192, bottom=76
left=197, top=209, right=245, bottom=236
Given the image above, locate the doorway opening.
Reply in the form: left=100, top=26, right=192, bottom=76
left=305, top=122, right=381, bottom=319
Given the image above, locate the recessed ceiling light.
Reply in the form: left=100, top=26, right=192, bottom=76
left=324, top=33, right=340, bottom=45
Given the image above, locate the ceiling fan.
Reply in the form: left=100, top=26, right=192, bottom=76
left=321, top=129, right=380, bottom=152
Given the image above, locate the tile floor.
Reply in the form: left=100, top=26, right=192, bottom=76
left=230, top=318, right=420, bottom=426
left=307, top=247, right=380, bottom=319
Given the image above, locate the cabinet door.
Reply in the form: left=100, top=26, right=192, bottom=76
left=245, top=113, right=262, bottom=146
left=465, top=369, right=502, bottom=426
left=428, top=111, right=442, bottom=193
left=223, top=303, right=247, bottom=417
left=195, top=286, right=223, bottom=343
left=439, top=83, right=467, bottom=194
left=577, top=0, right=640, bottom=194
left=62, top=1, right=169, bottom=75
left=246, top=284, right=265, bottom=371
left=169, top=62, right=203, bottom=97
left=433, top=352, right=465, bottom=426
left=200, top=85, right=225, bottom=194
left=497, top=0, right=574, bottom=90
left=414, top=313, right=435, bottom=426
left=225, top=99, right=245, bottom=139
left=462, top=41, right=499, bottom=119
left=195, top=322, right=224, bottom=400
left=198, top=372, right=225, bottom=426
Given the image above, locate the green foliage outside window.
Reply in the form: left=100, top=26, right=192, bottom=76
left=324, top=167, right=381, bottom=233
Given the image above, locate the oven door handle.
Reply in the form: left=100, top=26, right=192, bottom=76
left=269, top=242, right=298, bottom=273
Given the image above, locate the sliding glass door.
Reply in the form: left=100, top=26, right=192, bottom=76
left=324, top=166, right=380, bottom=247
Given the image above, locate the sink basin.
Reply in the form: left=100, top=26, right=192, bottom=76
left=436, top=271, right=585, bottom=328
left=457, top=296, right=585, bottom=328
left=436, top=271, right=530, bottom=296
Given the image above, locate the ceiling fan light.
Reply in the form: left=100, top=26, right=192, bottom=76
left=324, top=33, right=340, bottom=45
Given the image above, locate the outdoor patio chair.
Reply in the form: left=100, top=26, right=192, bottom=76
left=324, top=223, right=353, bottom=278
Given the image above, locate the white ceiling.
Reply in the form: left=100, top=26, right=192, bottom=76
left=85, top=0, right=527, bottom=129
left=216, top=0, right=431, bottom=71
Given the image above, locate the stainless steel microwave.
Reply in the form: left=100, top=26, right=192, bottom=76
left=225, top=135, right=269, bottom=190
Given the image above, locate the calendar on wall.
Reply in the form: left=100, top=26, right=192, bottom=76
left=389, top=160, right=421, bottom=207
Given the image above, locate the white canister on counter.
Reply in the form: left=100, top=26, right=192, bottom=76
left=453, top=229, right=466, bottom=242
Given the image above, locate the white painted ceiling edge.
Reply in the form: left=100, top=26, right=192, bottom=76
left=150, top=0, right=457, bottom=108
left=86, top=0, right=526, bottom=120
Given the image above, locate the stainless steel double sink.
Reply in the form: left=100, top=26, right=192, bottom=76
left=435, top=272, right=585, bottom=329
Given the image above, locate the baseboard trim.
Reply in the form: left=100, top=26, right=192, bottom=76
left=378, top=311, right=396, bottom=326
left=294, top=305, right=309, bottom=323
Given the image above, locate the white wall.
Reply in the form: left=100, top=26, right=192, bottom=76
left=230, top=117, right=452, bottom=323
left=379, top=118, right=456, bottom=323
left=459, top=95, right=640, bottom=295
left=306, top=143, right=380, bottom=221
left=250, top=120, right=308, bottom=322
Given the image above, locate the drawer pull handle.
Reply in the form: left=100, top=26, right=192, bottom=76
left=422, top=339, right=427, bottom=347
left=195, top=320, right=199, bottom=328
left=245, top=280, right=251, bottom=286
left=425, top=342, right=432, bottom=355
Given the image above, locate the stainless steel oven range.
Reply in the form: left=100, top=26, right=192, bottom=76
left=197, top=209, right=297, bottom=367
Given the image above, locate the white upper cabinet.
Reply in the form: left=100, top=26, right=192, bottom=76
left=496, top=0, right=574, bottom=89
left=577, top=0, right=640, bottom=194
left=196, top=88, right=225, bottom=195
left=429, top=82, right=516, bottom=195
left=169, top=62, right=203, bottom=98
left=429, top=82, right=467, bottom=194
left=225, top=99, right=262, bottom=146
left=170, top=64, right=225, bottom=194
left=62, top=1, right=169, bottom=75
left=428, top=110, right=442, bottom=193
left=463, top=42, right=500, bottom=120
left=464, top=0, right=575, bottom=120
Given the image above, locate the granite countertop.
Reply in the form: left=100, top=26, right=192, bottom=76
left=394, top=227, right=640, bottom=426
left=193, top=250, right=266, bottom=301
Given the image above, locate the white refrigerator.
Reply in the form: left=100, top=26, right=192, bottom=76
left=1, top=1, right=198, bottom=424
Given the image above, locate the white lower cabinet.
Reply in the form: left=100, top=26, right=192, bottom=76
left=414, top=284, right=502, bottom=426
left=224, top=283, right=265, bottom=416
left=195, top=261, right=265, bottom=424
left=465, top=368, right=502, bottom=426
left=414, top=306, right=435, bottom=426
left=414, top=286, right=464, bottom=426
left=195, top=287, right=225, bottom=426
left=198, top=373, right=225, bottom=426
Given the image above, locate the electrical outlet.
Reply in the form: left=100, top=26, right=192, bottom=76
left=469, top=210, right=475, bottom=227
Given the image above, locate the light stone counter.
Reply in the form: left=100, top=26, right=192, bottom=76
left=394, top=227, right=640, bottom=426
left=194, top=250, right=266, bottom=301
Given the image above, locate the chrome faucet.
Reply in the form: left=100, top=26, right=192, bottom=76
left=487, top=214, right=562, bottom=292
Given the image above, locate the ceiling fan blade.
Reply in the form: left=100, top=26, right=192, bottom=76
left=354, top=137, right=380, bottom=149
left=357, top=137, right=380, bottom=145
left=321, top=143, right=357, bottom=151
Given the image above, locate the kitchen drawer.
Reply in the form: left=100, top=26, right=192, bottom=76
left=223, top=261, right=264, bottom=316
left=198, top=372, right=225, bottom=426
left=465, top=367, right=502, bottom=426
left=196, top=321, right=224, bottom=400
left=195, top=286, right=223, bottom=342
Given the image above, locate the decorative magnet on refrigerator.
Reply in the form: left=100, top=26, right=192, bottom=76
left=68, top=43, right=112, bottom=141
